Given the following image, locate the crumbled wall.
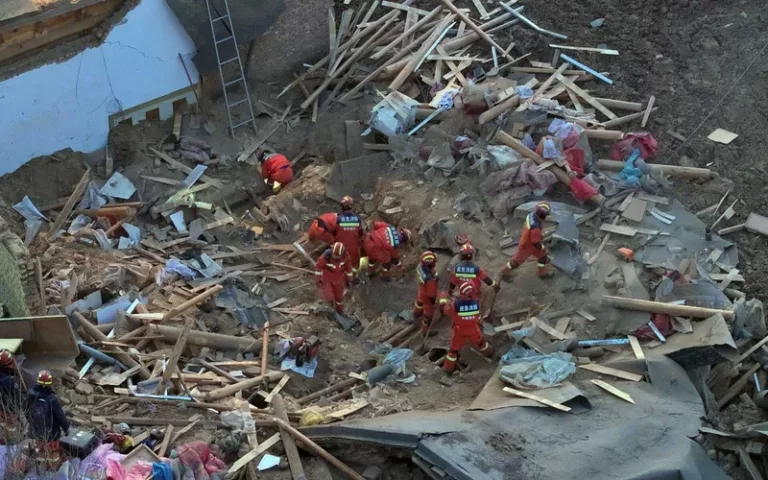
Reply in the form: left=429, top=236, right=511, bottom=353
left=0, top=215, right=39, bottom=317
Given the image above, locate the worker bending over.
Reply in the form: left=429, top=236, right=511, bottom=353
left=315, top=242, right=354, bottom=314
left=258, top=149, right=293, bottom=193
left=439, top=282, right=493, bottom=374
left=362, top=221, right=413, bottom=281
left=309, top=196, right=364, bottom=270
left=413, top=251, right=439, bottom=334
left=0, top=349, right=22, bottom=443
left=501, top=202, right=554, bottom=279
left=449, top=244, right=498, bottom=300
left=28, top=370, right=69, bottom=471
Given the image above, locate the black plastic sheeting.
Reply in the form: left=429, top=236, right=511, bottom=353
left=303, top=357, right=728, bottom=480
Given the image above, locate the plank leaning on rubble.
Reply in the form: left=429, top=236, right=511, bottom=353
left=48, top=168, right=91, bottom=236
left=150, top=148, right=224, bottom=189
left=75, top=311, right=152, bottom=379
left=388, top=14, right=455, bottom=92
left=272, top=394, right=305, bottom=480
left=439, top=0, right=516, bottom=62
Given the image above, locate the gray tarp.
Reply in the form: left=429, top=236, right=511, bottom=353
left=303, top=357, right=728, bottom=480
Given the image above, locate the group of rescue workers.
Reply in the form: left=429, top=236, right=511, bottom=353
left=310, top=194, right=555, bottom=375
left=0, top=351, right=69, bottom=470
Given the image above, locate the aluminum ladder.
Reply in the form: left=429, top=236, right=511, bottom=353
left=204, top=0, right=257, bottom=136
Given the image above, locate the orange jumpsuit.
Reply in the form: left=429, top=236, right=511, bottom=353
left=448, top=261, right=494, bottom=300
left=505, top=211, right=550, bottom=276
left=315, top=248, right=354, bottom=313
left=439, top=296, right=492, bottom=373
left=261, top=154, right=294, bottom=187
left=309, top=212, right=339, bottom=245
left=362, top=221, right=403, bottom=279
left=413, top=264, right=439, bottom=332
left=334, top=212, right=363, bottom=270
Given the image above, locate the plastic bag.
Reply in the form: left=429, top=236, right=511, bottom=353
left=383, top=348, right=413, bottom=369
left=499, top=351, right=575, bottom=389
left=487, top=145, right=524, bottom=169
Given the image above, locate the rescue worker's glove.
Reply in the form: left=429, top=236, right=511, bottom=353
left=492, top=281, right=501, bottom=293
left=273, top=181, right=282, bottom=193
left=359, top=257, right=370, bottom=270
left=439, top=293, right=450, bottom=305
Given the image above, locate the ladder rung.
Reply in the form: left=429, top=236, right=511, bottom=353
left=232, top=119, right=254, bottom=129
left=220, top=57, right=238, bottom=66
left=215, top=35, right=234, bottom=44
left=224, top=77, right=244, bottom=88
left=228, top=98, right=250, bottom=108
left=212, top=15, right=229, bottom=22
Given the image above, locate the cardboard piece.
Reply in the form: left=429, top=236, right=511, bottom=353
left=645, top=314, right=738, bottom=368
left=745, top=213, right=768, bottom=237
left=469, top=367, right=588, bottom=411
left=622, top=198, right=648, bottom=223
left=707, top=128, right=738, bottom=145
left=0, top=316, right=79, bottom=386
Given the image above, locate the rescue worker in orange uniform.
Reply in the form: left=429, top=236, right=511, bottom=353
left=501, top=202, right=554, bottom=279
left=309, top=197, right=364, bottom=270
left=413, top=251, right=439, bottom=334
left=362, top=222, right=413, bottom=281
left=438, top=282, right=493, bottom=374
left=448, top=244, right=498, bottom=300
left=28, top=370, right=69, bottom=471
left=0, top=349, right=21, bottom=444
left=315, top=242, right=354, bottom=313
left=258, top=150, right=294, bottom=193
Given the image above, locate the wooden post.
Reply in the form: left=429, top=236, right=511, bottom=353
left=596, top=159, right=716, bottom=179
left=204, top=371, right=285, bottom=402
left=272, top=394, right=305, bottom=480
left=157, top=424, right=174, bottom=457
left=438, top=0, right=515, bottom=62
left=274, top=418, right=365, bottom=480
left=296, top=378, right=359, bottom=405
left=162, top=285, right=223, bottom=321
left=75, top=312, right=151, bottom=379
left=495, top=130, right=604, bottom=204
left=371, top=6, right=442, bottom=60
left=156, top=316, right=195, bottom=394
left=602, top=295, right=734, bottom=320
left=196, top=359, right=240, bottom=384
left=147, top=324, right=266, bottom=353
left=261, top=322, right=269, bottom=378
left=388, top=14, right=454, bottom=92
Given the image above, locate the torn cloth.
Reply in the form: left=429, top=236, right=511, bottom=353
left=481, top=161, right=557, bottom=221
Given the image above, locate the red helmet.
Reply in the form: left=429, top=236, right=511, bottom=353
left=535, top=202, right=551, bottom=219
left=37, top=370, right=53, bottom=386
left=454, top=233, right=469, bottom=246
left=458, top=282, right=475, bottom=299
left=399, top=228, right=413, bottom=245
left=420, top=251, right=437, bottom=267
left=459, top=243, right=475, bottom=260
left=0, top=350, right=13, bottom=367
left=340, top=196, right=354, bottom=210
left=331, top=242, right=346, bottom=259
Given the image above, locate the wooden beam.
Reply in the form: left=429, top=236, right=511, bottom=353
left=156, top=317, right=194, bottom=394
left=47, top=168, right=90, bottom=236
left=602, top=295, right=735, bottom=320
left=591, top=379, right=635, bottom=404
left=555, top=73, right=617, bottom=119
left=579, top=364, right=643, bottom=382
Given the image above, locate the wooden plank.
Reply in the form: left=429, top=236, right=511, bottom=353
left=641, top=95, right=656, bottom=128
left=636, top=192, right=669, bottom=205
left=591, top=379, right=636, bottom=404
left=264, top=375, right=290, bottom=403
left=628, top=335, right=645, bottom=360
left=736, top=336, right=768, bottom=363
left=576, top=310, right=596, bottom=322
left=548, top=44, right=619, bottom=55
left=718, top=363, right=762, bottom=408
left=555, top=316, right=571, bottom=334
left=618, top=192, right=635, bottom=212
left=718, top=269, right=741, bottom=291
left=150, top=148, right=224, bottom=189
left=622, top=198, right=648, bottom=222
left=599, top=224, right=667, bottom=237
left=530, top=317, right=567, bottom=340
left=555, top=73, right=618, bottom=119
left=579, top=364, right=643, bottom=382
left=494, top=320, right=525, bottom=333
left=48, top=168, right=90, bottom=235
left=737, top=446, right=765, bottom=480
left=157, top=424, right=174, bottom=458
left=707, top=272, right=745, bottom=282
left=228, top=433, right=281, bottom=473
left=470, top=0, right=490, bottom=19
left=381, top=1, right=430, bottom=15
left=503, top=387, right=571, bottom=412
left=745, top=212, right=768, bottom=237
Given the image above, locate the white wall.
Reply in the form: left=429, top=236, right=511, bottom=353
left=0, top=0, right=200, bottom=175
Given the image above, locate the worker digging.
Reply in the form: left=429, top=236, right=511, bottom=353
left=0, top=0, right=765, bottom=477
